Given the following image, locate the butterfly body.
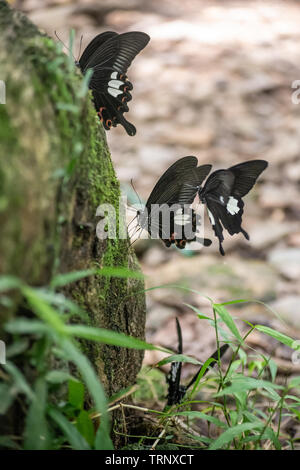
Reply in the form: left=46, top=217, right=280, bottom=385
left=78, top=31, right=150, bottom=135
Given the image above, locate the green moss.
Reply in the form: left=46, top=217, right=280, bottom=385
left=0, top=0, right=146, bottom=399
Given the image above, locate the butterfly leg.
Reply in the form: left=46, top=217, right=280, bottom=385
left=241, top=227, right=249, bottom=240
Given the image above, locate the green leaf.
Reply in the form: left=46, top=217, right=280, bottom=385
left=189, top=357, right=217, bottom=396
left=32, top=289, right=88, bottom=320
left=76, top=410, right=95, bottom=447
left=0, top=383, right=15, bottom=414
left=288, top=377, right=300, bottom=389
left=183, top=303, right=212, bottom=320
left=268, top=358, right=277, bottom=382
left=78, top=68, right=93, bottom=98
left=4, top=318, right=50, bottom=335
left=51, top=266, right=143, bottom=288
left=215, top=376, right=283, bottom=398
left=50, top=269, right=95, bottom=288
left=22, top=287, right=66, bottom=334
left=219, top=299, right=249, bottom=306
left=24, top=378, right=51, bottom=450
left=174, top=411, right=227, bottom=429
left=209, top=422, right=264, bottom=450
left=68, top=380, right=85, bottom=409
left=45, top=370, right=76, bottom=384
left=4, top=361, right=34, bottom=400
left=255, top=325, right=295, bottom=348
left=157, top=354, right=202, bottom=367
left=6, top=339, right=29, bottom=358
left=213, top=304, right=243, bottom=342
left=48, top=407, right=90, bottom=450
left=0, top=436, right=21, bottom=450
left=60, top=338, right=113, bottom=450
left=63, top=324, right=170, bottom=353
left=0, top=275, right=22, bottom=292
left=262, top=427, right=281, bottom=450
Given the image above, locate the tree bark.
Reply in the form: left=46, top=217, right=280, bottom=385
left=0, top=0, right=145, bottom=402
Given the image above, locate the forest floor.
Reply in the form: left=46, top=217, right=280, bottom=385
left=17, top=0, right=300, bottom=421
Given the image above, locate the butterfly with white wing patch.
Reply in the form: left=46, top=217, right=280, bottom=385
left=77, top=31, right=150, bottom=136
left=197, top=160, right=268, bottom=255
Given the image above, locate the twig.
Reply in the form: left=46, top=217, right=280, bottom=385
left=150, top=428, right=166, bottom=450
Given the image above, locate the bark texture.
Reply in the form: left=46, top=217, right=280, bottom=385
left=0, top=0, right=146, bottom=398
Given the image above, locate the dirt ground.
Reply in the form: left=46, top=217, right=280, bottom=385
left=15, top=0, right=300, bottom=380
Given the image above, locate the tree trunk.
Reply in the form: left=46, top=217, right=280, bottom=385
left=0, top=0, right=145, bottom=405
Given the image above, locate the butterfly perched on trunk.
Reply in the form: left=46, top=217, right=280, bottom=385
left=133, top=156, right=213, bottom=249
left=181, top=159, right=268, bottom=255
left=166, top=318, right=229, bottom=407
left=77, top=31, right=150, bottom=136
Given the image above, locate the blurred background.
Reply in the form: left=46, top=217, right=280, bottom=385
left=12, top=0, right=300, bottom=376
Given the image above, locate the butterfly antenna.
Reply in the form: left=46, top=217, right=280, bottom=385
left=54, top=30, right=76, bottom=62
left=77, top=34, right=83, bottom=63
left=130, top=179, right=143, bottom=208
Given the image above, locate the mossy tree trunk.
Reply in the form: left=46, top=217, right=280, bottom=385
left=0, top=0, right=145, bottom=413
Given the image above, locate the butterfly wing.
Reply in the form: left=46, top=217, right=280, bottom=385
left=79, top=31, right=150, bottom=135
left=200, top=160, right=267, bottom=254
left=142, top=157, right=211, bottom=248
left=93, top=89, right=136, bottom=136
left=229, top=160, right=268, bottom=197
left=166, top=318, right=185, bottom=406
left=80, top=32, right=150, bottom=72
left=146, top=157, right=211, bottom=208
left=78, top=32, right=118, bottom=71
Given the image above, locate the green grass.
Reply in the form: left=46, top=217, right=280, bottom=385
left=0, top=272, right=299, bottom=450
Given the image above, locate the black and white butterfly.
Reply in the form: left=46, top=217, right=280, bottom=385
left=181, top=160, right=268, bottom=255
left=77, top=31, right=150, bottom=136
left=166, top=318, right=229, bottom=407
left=132, top=156, right=212, bottom=249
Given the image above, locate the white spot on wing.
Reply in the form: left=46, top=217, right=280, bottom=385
left=227, top=196, right=240, bottom=215
left=174, top=213, right=191, bottom=226
left=107, top=87, right=123, bottom=98
left=207, top=209, right=215, bottom=226
left=108, top=79, right=124, bottom=89
left=220, top=196, right=225, bottom=204
left=110, top=72, right=118, bottom=79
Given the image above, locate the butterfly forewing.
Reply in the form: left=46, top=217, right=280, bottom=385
left=229, top=160, right=268, bottom=198
left=83, top=32, right=149, bottom=72
left=146, top=157, right=211, bottom=208
left=78, top=32, right=118, bottom=71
